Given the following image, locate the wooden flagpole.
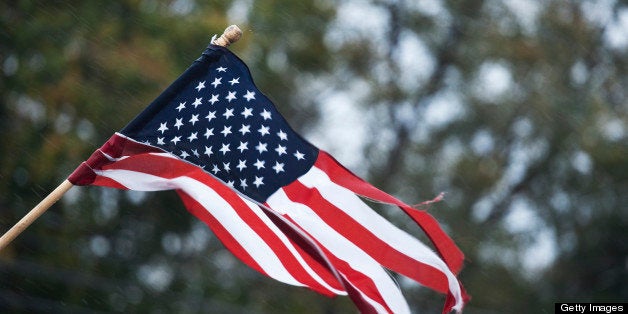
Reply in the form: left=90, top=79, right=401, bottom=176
left=0, top=25, right=243, bottom=252
left=0, top=180, right=73, bottom=251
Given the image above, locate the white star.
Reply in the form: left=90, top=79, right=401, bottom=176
left=208, top=94, right=219, bottom=105
left=244, top=90, right=256, bottom=102
left=253, top=159, right=265, bottom=170
left=157, top=137, right=165, bottom=145
left=211, top=164, right=220, bottom=174
left=241, top=107, right=253, bottom=118
left=217, top=66, right=227, bottom=72
left=221, top=125, right=232, bottom=137
left=272, top=161, right=285, bottom=173
left=258, top=125, right=270, bottom=136
left=158, top=122, right=168, bottom=134
left=275, top=144, right=287, bottom=156
left=239, top=124, right=251, bottom=135
left=211, top=77, right=222, bottom=88
left=260, top=109, right=272, bottom=120
left=192, top=97, right=203, bottom=108
left=223, top=162, right=231, bottom=172
left=189, top=114, right=199, bottom=125
left=240, top=179, right=248, bottom=189
left=226, top=180, right=235, bottom=188
left=206, top=110, right=216, bottom=122
left=180, top=151, right=190, bottom=159
left=277, top=130, right=288, bottom=141
left=204, top=146, right=214, bottom=157
left=237, top=141, right=248, bottom=153
left=204, top=128, right=214, bottom=138
left=176, top=102, right=186, bottom=112
left=225, top=91, right=237, bottom=102
left=294, top=151, right=305, bottom=160
left=253, top=176, right=264, bottom=188
left=255, top=142, right=268, bottom=154
left=223, top=108, right=234, bottom=119
left=174, top=118, right=184, bottom=130
left=195, top=81, right=206, bottom=91
left=187, top=132, right=198, bottom=142
left=192, top=149, right=200, bottom=157
left=219, top=143, right=230, bottom=155
left=171, top=136, right=181, bottom=145
left=229, top=77, right=240, bottom=85
left=236, top=160, right=247, bottom=171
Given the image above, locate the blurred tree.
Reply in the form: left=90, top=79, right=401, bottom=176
left=0, top=0, right=347, bottom=313
left=0, top=0, right=626, bottom=313
left=319, top=0, right=626, bottom=313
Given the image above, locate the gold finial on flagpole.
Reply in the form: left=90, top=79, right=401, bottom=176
left=212, top=25, right=243, bottom=47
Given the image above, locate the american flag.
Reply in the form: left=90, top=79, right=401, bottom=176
left=69, top=44, right=468, bottom=313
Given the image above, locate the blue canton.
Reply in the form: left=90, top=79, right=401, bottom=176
left=120, top=45, right=318, bottom=202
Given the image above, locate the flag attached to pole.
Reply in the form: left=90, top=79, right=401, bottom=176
left=68, top=43, right=468, bottom=313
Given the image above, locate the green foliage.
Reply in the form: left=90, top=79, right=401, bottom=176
left=1, top=0, right=626, bottom=313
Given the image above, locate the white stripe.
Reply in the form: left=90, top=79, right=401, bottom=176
left=300, top=167, right=464, bottom=310
left=338, top=273, right=389, bottom=314
left=94, top=169, right=177, bottom=191
left=95, top=168, right=303, bottom=288
left=97, top=159, right=344, bottom=296
left=245, top=203, right=347, bottom=296
left=267, top=189, right=411, bottom=314
left=148, top=152, right=179, bottom=158
left=98, top=149, right=120, bottom=161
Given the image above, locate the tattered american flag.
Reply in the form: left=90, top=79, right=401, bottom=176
left=69, top=44, right=468, bottom=313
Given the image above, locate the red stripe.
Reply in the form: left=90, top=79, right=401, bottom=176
left=283, top=180, right=450, bottom=294
left=332, top=258, right=393, bottom=314
left=92, top=175, right=129, bottom=190
left=261, top=203, right=346, bottom=295
left=71, top=134, right=467, bottom=311
left=177, top=165, right=341, bottom=296
left=69, top=134, right=165, bottom=186
left=279, top=215, right=392, bottom=314
left=314, top=151, right=465, bottom=275
left=338, top=274, right=379, bottom=314
left=99, top=133, right=164, bottom=158
left=87, top=152, right=268, bottom=279
left=177, top=190, right=266, bottom=276
left=90, top=151, right=342, bottom=296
